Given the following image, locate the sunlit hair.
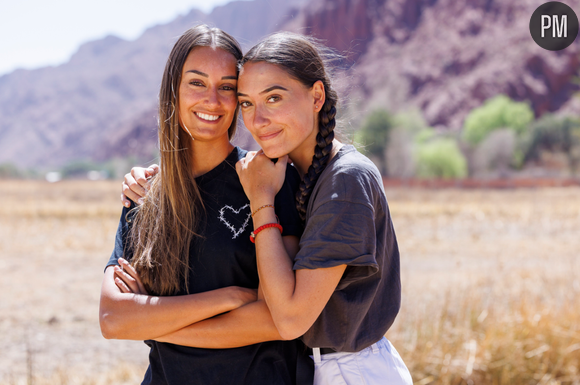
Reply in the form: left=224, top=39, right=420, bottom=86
left=241, top=32, right=339, bottom=222
left=129, top=25, right=243, bottom=295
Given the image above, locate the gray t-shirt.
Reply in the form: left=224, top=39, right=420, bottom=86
left=293, top=145, right=401, bottom=352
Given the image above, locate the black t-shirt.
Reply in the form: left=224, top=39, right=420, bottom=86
left=107, top=147, right=311, bottom=385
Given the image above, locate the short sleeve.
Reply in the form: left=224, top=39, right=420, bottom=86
left=274, top=164, right=303, bottom=238
left=293, top=200, right=379, bottom=289
left=105, top=203, right=136, bottom=270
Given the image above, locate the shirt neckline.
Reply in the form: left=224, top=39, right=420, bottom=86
left=326, top=144, right=355, bottom=169
left=195, top=146, right=241, bottom=185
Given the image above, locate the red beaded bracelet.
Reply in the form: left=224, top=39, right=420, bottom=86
left=250, top=223, right=283, bottom=243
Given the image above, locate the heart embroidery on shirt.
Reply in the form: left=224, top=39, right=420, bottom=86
left=218, top=204, right=252, bottom=239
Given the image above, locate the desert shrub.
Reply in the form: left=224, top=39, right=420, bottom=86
left=472, top=129, right=516, bottom=177
left=385, top=110, right=429, bottom=178
left=355, top=109, right=394, bottom=175
left=415, top=136, right=468, bottom=179
left=463, top=95, right=534, bottom=145
left=61, top=159, right=119, bottom=180
left=0, top=163, right=22, bottom=179
left=60, top=160, right=102, bottom=179
left=524, top=114, right=580, bottom=172
left=103, top=156, right=144, bottom=179
left=385, top=128, right=416, bottom=178
left=392, top=109, right=430, bottom=134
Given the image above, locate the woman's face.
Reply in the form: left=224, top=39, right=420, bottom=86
left=237, top=62, right=324, bottom=160
left=178, top=46, right=238, bottom=144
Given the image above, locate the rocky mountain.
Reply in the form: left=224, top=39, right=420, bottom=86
left=0, top=0, right=305, bottom=168
left=296, top=0, right=580, bottom=129
left=0, top=0, right=579, bottom=169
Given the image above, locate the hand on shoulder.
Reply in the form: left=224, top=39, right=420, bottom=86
left=121, top=164, right=159, bottom=207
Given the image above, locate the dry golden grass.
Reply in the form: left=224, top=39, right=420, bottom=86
left=386, top=188, right=580, bottom=385
left=0, top=181, right=148, bottom=385
left=1, top=181, right=579, bottom=384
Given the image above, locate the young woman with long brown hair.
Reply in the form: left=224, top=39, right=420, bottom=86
left=99, top=25, right=312, bottom=385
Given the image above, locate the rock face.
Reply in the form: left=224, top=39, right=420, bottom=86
left=0, top=0, right=578, bottom=168
left=299, top=0, right=580, bottom=129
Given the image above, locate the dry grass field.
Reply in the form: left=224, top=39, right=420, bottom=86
left=0, top=180, right=579, bottom=384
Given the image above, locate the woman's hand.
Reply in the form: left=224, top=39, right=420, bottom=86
left=113, top=258, right=149, bottom=295
left=112, top=258, right=255, bottom=307
left=235, top=150, right=288, bottom=206
left=121, top=164, right=160, bottom=207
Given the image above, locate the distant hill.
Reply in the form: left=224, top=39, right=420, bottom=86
left=0, top=0, right=578, bottom=169
left=0, top=0, right=305, bottom=168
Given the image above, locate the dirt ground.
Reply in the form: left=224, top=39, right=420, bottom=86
left=1, top=181, right=578, bottom=384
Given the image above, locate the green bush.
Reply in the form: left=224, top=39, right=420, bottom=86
left=524, top=114, right=580, bottom=172
left=60, top=160, right=101, bottom=178
left=415, top=137, right=468, bottom=179
left=355, top=109, right=394, bottom=158
left=392, top=109, right=429, bottom=134
left=381, top=110, right=429, bottom=178
left=463, top=95, right=534, bottom=145
left=525, top=114, right=580, bottom=158
left=0, top=163, right=22, bottom=179
left=355, top=109, right=394, bottom=175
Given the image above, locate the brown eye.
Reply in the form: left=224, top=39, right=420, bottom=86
left=267, top=96, right=280, bottom=103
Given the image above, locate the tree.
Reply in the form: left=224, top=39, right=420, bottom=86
left=384, top=110, right=429, bottom=178
left=524, top=114, right=580, bottom=173
left=463, top=95, right=534, bottom=145
left=355, top=109, right=394, bottom=175
left=415, top=136, right=468, bottom=179
left=472, top=129, right=516, bottom=177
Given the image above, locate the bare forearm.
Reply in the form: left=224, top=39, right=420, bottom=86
left=255, top=230, right=297, bottom=313
left=237, top=152, right=346, bottom=340
left=252, top=209, right=297, bottom=303
left=155, top=300, right=284, bottom=348
left=99, top=268, right=239, bottom=340
left=251, top=210, right=313, bottom=339
left=252, top=210, right=345, bottom=340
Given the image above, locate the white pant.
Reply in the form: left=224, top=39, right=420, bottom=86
left=311, top=337, right=412, bottom=385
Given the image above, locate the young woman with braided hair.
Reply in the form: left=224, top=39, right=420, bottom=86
left=234, top=32, right=413, bottom=384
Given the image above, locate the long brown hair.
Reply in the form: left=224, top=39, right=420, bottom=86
left=129, top=25, right=243, bottom=295
left=241, top=32, right=339, bottom=222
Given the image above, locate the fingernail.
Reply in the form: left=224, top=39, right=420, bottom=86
left=138, top=198, right=144, bottom=205
left=124, top=202, right=130, bottom=207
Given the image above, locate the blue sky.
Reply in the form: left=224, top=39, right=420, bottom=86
left=0, top=0, right=248, bottom=76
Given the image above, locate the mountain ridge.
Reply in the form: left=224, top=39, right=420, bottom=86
left=0, top=0, right=578, bottom=169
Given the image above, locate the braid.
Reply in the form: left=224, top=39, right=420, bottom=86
left=296, top=99, right=337, bottom=221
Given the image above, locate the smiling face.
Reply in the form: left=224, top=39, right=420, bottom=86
left=178, top=46, right=239, bottom=144
left=237, top=62, right=325, bottom=163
